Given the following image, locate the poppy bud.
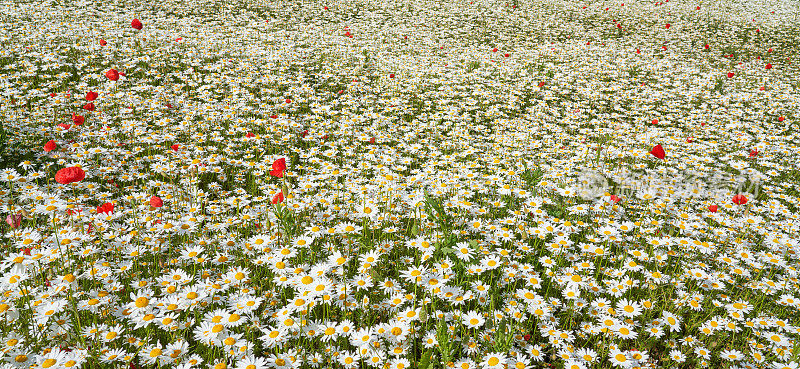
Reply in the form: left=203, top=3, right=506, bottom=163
left=5, top=213, right=22, bottom=229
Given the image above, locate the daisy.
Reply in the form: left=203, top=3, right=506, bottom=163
left=616, top=298, right=642, bottom=318
left=339, top=351, right=360, bottom=369
left=259, top=325, right=289, bottom=349
left=385, top=320, right=411, bottom=342
left=608, top=349, right=633, bottom=368
left=480, top=352, right=508, bottom=369
left=668, top=349, right=686, bottom=363
left=235, top=355, right=268, bottom=369
left=720, top=349, right=744, bottom=361
left=462, top=310, right=486, bottom=329
left=564, top=360, right=587, bottom=369
left=142, top=344, right=166, bottom=365
left=575, top=348, right=597, bottom=364
left=36, top=347, right=69, bottom=368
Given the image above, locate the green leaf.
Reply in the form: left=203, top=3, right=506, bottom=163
left=417, top=349, right=432, bottom=369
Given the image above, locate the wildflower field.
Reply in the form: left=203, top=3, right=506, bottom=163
left=2, top=0, right=800, bottom=367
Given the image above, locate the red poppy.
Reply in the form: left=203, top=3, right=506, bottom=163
left=271, top=192, right=284, bottom=204
left=504, top=53, right=510, bottom=57
left=610, top=195, right=621, bottom=204
left=649, top=144, right=666, bottom=160
left=651, top=119, right=658, bottom=125
left=85, top=91, right=99, bottom=101
left=686, top=137, right=694, bottom=143
left=245, top=132, right=255, bottom=138
left=285, top=99, right=292, bottom=103
left=389, top=73, right=395, bottom=78
left=270, top=158, right=287, bottom=178
left=778, top=116, right=785, bottom=122
left=665, top=23, right=671, bottom=28
left=55, top=166, right=86, bottom=184
left=732, top=194, right=748, bottom=205
left=492, top=48, right=498, bottom=52
left=171, top=144, right=179, bottom=151
left=270, top=115, right=278, bottom=119
left=44, top=140, right=57, bottom=152
left=708, top=205, right=718, bottom=213
left=704, top=44, right=710, bottom=50
left=97, top=202, right=114, bottom=215
left=131, top=19, right=143, bottom=30
left=301, top=130, right=309, bottom=137
left=727, top=72, right=734, bottom=78
left=149, top=196, right=163, bottom=208
left=748, top=149, right=758, bottom=158
left=72, top=114, right=85, bottom=126
left=369, top=137, right=376, bottom=144
left=99, top=39, right=107, bottom=46
left=765, top=63, right=773, bottom=69
left=324, top=6, right=328, bottom=9
left=106, top=69, right=119, bottom=81
left=538, top=81, right=545, bottom=87
left=58, top=123, right=71, bottom=130
left=83, top=102, right=95, bottom=111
